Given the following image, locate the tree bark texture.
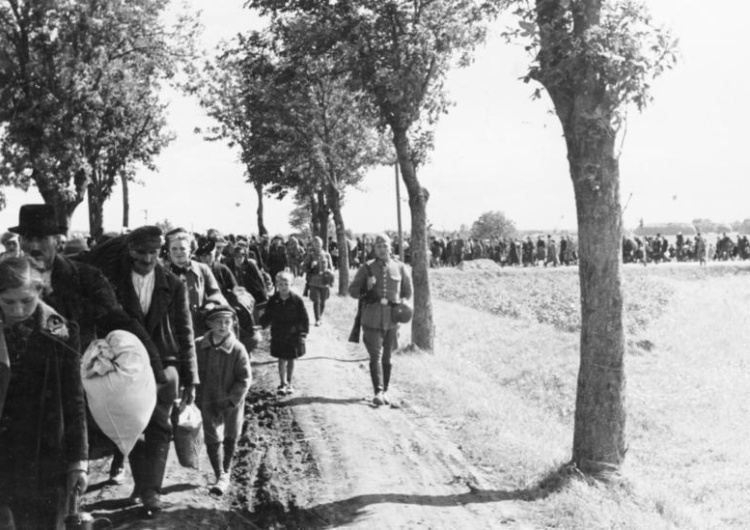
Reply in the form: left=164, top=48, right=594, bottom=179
left=567, top=130, right=626, bottom=478
left=315, top=189, right=330, bottom=244
left=37, top=180, right=79, bottom=236
left=87, top=183, right=104, bottom=243
left=122, top=175, right=130, bottom=229
left=255, top=181, right=268, bottom=236
left=330, top=189, right=350, bottom=295
left=392, top=127, right=434, bottom=352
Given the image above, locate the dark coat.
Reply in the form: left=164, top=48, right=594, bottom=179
left=85, top=238, right=198, bottom=386
left=0, top=303, right=87, bottom=521
left=50, top=254, right=166, bottom=382
left=113, top=262, right=198, bottom=385
left=227, top=258, right=268, bottom=304
left=259, top=292, right=309, bottom=360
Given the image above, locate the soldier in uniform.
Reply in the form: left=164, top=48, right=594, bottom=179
left=348, top=234, right=412, bottom=407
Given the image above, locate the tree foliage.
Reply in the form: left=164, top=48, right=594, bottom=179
left=249, top=0, right=505, bottom=350
left=0, top=0, right=198, bottom=230
left=471, top=210, right=517, bottom=240
left=191, top=20, right=389, bottom=274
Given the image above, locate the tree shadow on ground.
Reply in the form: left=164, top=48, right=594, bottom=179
left=279, top=396, right=366, bottom=407
left=252, top=356, right=368, bottom=366
left=271, top=462, right=581, bottom=529
left=291, top=487, right=545, bottom=528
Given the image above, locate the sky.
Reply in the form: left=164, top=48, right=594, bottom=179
left=1, top=0, right=749, bottom=236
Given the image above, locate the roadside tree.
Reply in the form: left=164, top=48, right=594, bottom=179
left=250, top=0, right=505, bottom=351
left=509, top=0, right=676, bottom=477
left=0, top=0, right=196, bottom=232
left=194, top=27, right=387, bottom=292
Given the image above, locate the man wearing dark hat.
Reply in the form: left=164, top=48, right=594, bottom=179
left=85, top=225, right=197, bottom=515
left=10, top=204, right=168, bottom=395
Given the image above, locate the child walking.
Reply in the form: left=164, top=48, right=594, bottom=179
left=259, top=271, right=309, bottom=395
left=196, top=304, right=251, bottom=495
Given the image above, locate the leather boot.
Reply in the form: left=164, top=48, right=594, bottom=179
left=383, top=363, right=392, bottom=393
left=223, top=438, right=237, bottom=475
left=127, top=441, right=147, bottom=502
left=140, top=442, right=170, bottom=515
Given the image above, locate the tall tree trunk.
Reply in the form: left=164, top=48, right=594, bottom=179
left=122, top=174, right=130, bottom=229
left=254, top=181, right=268, bottom=236
left=309, top=193, right=321, bottom=237
left=316, top=189, right=330, bottom=244
left=567, top=129, right=626, bottom=478
left=329, top=187, right=350, bottom=295
left=37, top=181, right=79, bottom=236
left=87, top=183, right=104, bottom=242
left=392, top=127, right=433, bottom=352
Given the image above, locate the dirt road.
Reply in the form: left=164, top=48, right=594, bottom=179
left=82, top=292, right=536, bottom=529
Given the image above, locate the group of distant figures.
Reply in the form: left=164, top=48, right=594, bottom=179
left=622, top=232, right=750, bottom=265
left=428, top=235, right=579, bottom=268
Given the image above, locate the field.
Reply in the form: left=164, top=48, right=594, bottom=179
left=385, top=259, right=750, bottom=529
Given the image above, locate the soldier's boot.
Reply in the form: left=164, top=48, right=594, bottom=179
left=383, top=363, right=392, bottom=405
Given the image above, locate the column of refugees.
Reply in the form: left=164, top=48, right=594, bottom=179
left=0, top=204, right=412, bottom=529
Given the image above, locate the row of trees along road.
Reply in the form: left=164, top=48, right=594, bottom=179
left=0, top=0, right=677, bottom=480
left=188, top=28, right=389, bottom=296
left=0, top=0, right=199, bottom=240
left=213, top=0, right=675, bottom=480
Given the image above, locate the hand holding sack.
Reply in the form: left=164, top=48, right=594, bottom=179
left=81, top=330, right=156, bottom=457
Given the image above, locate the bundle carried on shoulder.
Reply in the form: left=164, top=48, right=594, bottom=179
left=81, top=330, right=156, bottom=457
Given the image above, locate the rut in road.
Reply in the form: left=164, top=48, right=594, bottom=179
left=234, top=309, right=538, bottom=530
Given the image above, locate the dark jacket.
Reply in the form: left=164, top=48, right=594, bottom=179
left=227, top=258, right=268, bottom=304
left=259, top=292, right=309, bottom=359
left=86, top=238, right=198, bottom=386
left=50, top=253, right=166, bottom=383
left=0, top=303, right=87, bottom=499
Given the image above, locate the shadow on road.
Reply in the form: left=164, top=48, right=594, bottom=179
left=287, top=486, right=550, bottom=528
left=252, top=356, right=369, bottom=366
left=280, top=396, right=366, bottom=407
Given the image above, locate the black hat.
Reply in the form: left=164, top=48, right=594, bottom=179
left=8, top=204, right=66, bottom=237
left=194, top=238, right=216, bottom=257
left=126, top=226, right=163, bottom=249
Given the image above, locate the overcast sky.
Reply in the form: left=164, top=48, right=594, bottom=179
left=1, top=0, right=748, bottom=236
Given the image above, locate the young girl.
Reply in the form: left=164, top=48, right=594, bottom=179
left=0, top=257, right=88, bottom=529
left=259, top=271, right=309, bottom=395
left=195, top=304, right=251, bottom=495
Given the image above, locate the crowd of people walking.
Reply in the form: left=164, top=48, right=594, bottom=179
left=0, top=204, right=412, bottom=529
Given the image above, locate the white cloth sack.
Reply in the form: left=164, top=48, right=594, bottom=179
left=81, top=330, right=156, bottom=456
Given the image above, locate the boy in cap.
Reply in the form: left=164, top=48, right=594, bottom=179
left=196, top=304, right=251, bottom=495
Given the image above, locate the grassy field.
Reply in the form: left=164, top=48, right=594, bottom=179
left=324, top=260, right=750, bottom=529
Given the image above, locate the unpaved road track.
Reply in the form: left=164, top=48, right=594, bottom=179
left=82, top=291, right=536, bottom=529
